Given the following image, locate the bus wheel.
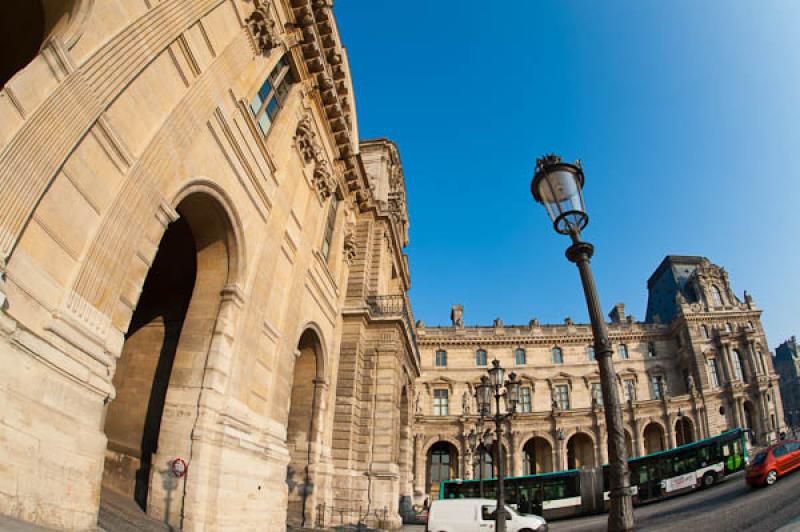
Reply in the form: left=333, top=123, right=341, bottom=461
left=702, top=472, right=716, bottom=488
left=765, top=470, right=778, bottom=486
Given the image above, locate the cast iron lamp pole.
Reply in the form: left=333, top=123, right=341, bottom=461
left=677, top=407, right=685, bottom=446
left=477, top=363, right=521, bottom=532
left=530, top=155, right=634, bottom=532
left=467, top=426, right=486, bottom=498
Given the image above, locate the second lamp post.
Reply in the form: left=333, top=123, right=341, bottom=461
left=476, top=361, right=520, bottom=532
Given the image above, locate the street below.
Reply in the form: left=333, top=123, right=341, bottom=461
left=550, top=470, right=800, bottom=532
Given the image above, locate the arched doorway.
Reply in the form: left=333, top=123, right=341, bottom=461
left=286, top=328, right=325, bottom=528
left=625, top=430, right=634, bottom=458
left=643, top=423, right=666, bottom=454
left=427, top=442, right=459, bottom=499
left=0, top=0, right=81, bottom=88
left=101, top=191, right=237, bottom=527
left=523, top=437, right=553, bottom=475
left=567, top=433, right=595, bottom=469
left=675, top=417, right=694, bottom=446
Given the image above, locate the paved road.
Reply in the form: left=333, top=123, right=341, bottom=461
left=550, top=470, right=800, bottom=532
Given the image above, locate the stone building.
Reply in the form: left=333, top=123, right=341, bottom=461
left=0, top=1, right=417, bottom=530
left=413, top=256, right=783, bottom=501
left=774, top=337, right=800, bottom=429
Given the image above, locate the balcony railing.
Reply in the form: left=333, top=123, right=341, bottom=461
left=367, top=294, right=419, bottom=361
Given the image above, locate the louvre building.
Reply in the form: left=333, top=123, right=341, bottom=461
left=0, top=1, right=783, bottom=530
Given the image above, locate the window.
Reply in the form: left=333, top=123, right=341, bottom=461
left=587, top=346, right=595, bottom=361
left=430, top=445, right=453, bottom=485
left=725, top=322, right=733, bottom=333
left=554, top=384, right=570, bottom=410
left=707, top=359, right=720, bottom=388
left=651, top=375, right=665, bottom=400
left=519, top=386, right=532, bottom=413
left=747, top=321, right=754, bottom=330
left=249, top=55, right=293, bottom=136
left=700, top=325, right=709, bottom=339
left=320, top=194, right=339, bottom=260
left=647, top=342, right=656, bottom=358
left=711, top=285, right=724, bottom=307
left=732, top=350, right=744, bottom=381
left=515, top=347, right=526, bottom=365
left=433, top=389, right=449, bottom=416
left=758, top=351, right=767, bottom=374
left=435, top=350, right=447, bottom=367
left=552, top=347, right=563, bottom=364
left=591, top=382, right=603, bottom=407
left=618, top=344, right=629, bottom=360
left=623, top=379, right=636, bottom=402
left=476, top=349, right=488, bottom=366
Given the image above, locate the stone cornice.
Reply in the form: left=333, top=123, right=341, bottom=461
left=417, top=328, right=672, bottom=347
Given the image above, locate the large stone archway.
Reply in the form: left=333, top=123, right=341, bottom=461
left=101, top=190, right=239, bottom=528
left=523, top=437, right=553, bottom=475
left=567, top=432, right=595, bottom=470
left=286, top=327, right=327, bottom=528
left=675, top=417, right=695, bottom=446
left=426, top=441, right=459, bottom=500
left=643, top=422, right=666, bottom=455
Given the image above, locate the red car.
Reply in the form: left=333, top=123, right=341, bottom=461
left=746, top=440, right=800, bottom=487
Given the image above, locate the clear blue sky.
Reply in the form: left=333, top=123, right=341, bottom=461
left=335, top=0, right=800, bottom=349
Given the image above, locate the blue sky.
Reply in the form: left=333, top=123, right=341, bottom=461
left=335, top=1, right=800, bottom=348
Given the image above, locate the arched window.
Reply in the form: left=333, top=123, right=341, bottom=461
left=435, top=350, right=447, bottom=367
left=552, top=347, right=563, bottom=364
left=515, top=347, right=526, bottom=365
left=711, top=285, right=724, bottom=307
left=476, top=349, right=487, bottom=366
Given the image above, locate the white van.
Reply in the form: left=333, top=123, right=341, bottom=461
left=426, top=498, right=547, bottom=532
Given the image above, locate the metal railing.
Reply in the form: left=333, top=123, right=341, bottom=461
left=366, top=294, right=419, bottom=362
left=315, top=503, right=390, bottom=530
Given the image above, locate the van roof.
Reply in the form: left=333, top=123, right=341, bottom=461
left=432, top=498, right=501, bottom=505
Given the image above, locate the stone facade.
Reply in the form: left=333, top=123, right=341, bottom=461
left=0, top=1, right=417, bottom=530
left=774, top=337, right=800, bottom=429
left=413, top=256, right=783, bottom=502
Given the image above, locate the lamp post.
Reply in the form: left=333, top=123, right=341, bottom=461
left=677, top=407, right=685, bottom=446
left=476, top=363, right=520, bottom=532
left=530, top=155, right=634, bottom=532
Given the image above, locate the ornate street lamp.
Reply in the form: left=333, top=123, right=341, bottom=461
left=530, top=155, right=634, bottom=532
left=677, top=407, right=685, bottom=446
left=481, top=360, right=520, bottom=532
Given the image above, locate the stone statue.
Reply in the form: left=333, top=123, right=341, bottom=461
left=687, top=374, right=696, bottom=395
left=415, top=390, right=423, bottom=414
left=462, top=390, right=472, bottom=415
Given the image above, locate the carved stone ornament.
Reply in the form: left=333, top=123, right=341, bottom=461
left=295, top=116, right=323, bottom=165
left=343, top=229, right=357, bottom=264
left=246, top=2, right=280, bottom=55
left=312, top=161, right=334, bottom=200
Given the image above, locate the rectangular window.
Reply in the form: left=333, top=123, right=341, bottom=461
left=651, top=375, right=665, bottom=400
left=249, top=55, right=293, bottom=137
left=476, top=350, right=487, bottom=366
left=648, top=342, right=656, bottom=358
left=519, top=387, right=532, bottom=413
left=555, top=384, right=570, bottom=410
left=515, top=348, right=526, bottom=365
left=435, top=350, right=447, bottom=367
left=321, top=194, right=339, bottom=260
left=552, top=347, right=563, bottom=364
left=732, top=350, right=744, bottom=381
left=591, top=382, right=603, bottom=406
left=587, top=346, right=595, bottom=361
left=618, top=344, right=629, bottom=359
left=707, top=359, right=720, bottom=389
left=433, top=389, right=449, bottom=416
left=623, top=379, right=636, bottom=402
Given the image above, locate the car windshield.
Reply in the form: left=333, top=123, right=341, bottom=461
left=752, top=452, right=767, bottom=465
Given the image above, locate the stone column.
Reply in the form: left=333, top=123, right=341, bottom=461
left=413, top=434, right=425, bottom=502
left=720, top=343, right=734, bottom=383
left=634, top=419, right=645, bottom=458
left=667, top=415, right=677, bottom=449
